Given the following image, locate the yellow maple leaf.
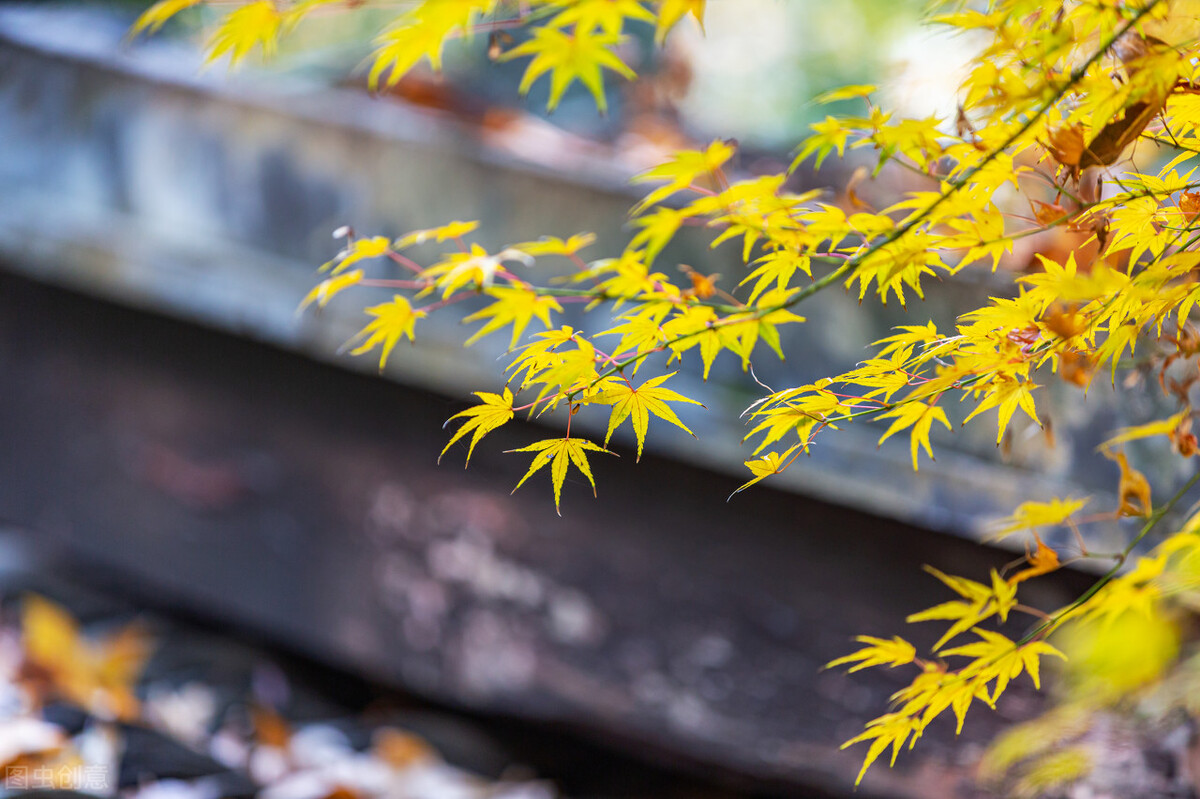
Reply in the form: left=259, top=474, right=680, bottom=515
left=369, top=1, right=496, bottom=90
left=739, top=250, right=812, bottom=304
left=593, top=372, right=702, bottom=460
left=877, top=401, right=952, bottom=470
left=631, top=140, right=735, bottom=213
left=744, top=404, right=819, bottom=456
left=298, top=269, right=363, bottom=312
left=501, top=26, right=637, bottom=113
left=724, top=289, right=806, bottom=369
left=322, top=236, right=392, bottom=274
left=509, top=233, right=596, bottom=258
left=653, top=0, right=705, bottom=42
left=23, top=595, right=152, bottom=721
left=887, top=662, right=990, bottom=735
left=731, top=444, right=801, bottom=497
left=627, top=207, right=689, bottom=265
left=204, top=1, right=285, bottom=66
left=941, top=629, right=1064, bottom=701
left=597, top=314, right=669, bottom=370
left=421, top=245, right=533, bottom=299
left=463, top=288, right=562, bottom=349
left=661, top=305, right=724, bottom=379
left=826, top=635, right=916, bottom=673
left=505, top=328, right=599, bottom=408
left=1057, top=610, right=1177, bottom=698
left=508, top=437, right=614, bottom=514
left=963, top=377, right=1041, bottom=445
left=872, top=321, right=942, bottom=359
left=129, top=0, right=203, bottom=37
left=1101, top=411, right=1189, bottom=449
left=589, top=251, right=680, bottom=308
left=813, top=83, right=877, bottom=104
left=990, top=497, right=1088, bottom=540
left=440, top=388, right=515, bottom=465
left=549, top=0, right=656, bottom=36
left=907, top=567, right=1017, bottom=651
left=394, top=220, right=480, bottom=250
left=348, top=295, right=426, bottom=369
left=841, top=712, right=922, bottom=786
left=791, top=116, right=852, bottom=171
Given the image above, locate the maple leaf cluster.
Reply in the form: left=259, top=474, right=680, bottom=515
left=129, top=0, right=1200, bottom=789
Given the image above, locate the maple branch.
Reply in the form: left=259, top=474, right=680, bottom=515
left=765, top=0, right=1163, bottom=317
left=1018, top=467, right=1200, bottom=647
left=359, top=278, right=427, bottom=289
left=385, top=250, right=424, bottom=274
left=572, top=1, right=1163, bottom=401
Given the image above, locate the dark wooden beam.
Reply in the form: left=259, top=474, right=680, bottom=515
left=0, top=273, right=1091, bottom=797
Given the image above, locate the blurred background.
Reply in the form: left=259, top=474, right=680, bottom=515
left=0, top=2, right=1162, bottom=797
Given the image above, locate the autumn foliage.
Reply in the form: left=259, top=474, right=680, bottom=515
left=131, top=0, right=1200, bottom=790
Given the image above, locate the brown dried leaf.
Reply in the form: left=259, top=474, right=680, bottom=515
left=1180, top=191, right=1200, bottom=219
left=1080, top=97, right=1165, bottom=169
left=1171, top=415, right=1197, bottom=457
left=1047, top=125, right=1085, bottom=168
left=846, top=165, right=874, bottom=211
left=1031, top=199, right=1070, bottom=227
left=688, top=271, right=718, bottom=299
left=1008, top=535, right=1061, bottom=585
left=1043, top=305, right=1088, bottom=341
left=373, top=728, right=436, bottom=769
left=1060, top=350, right=1093, bottom=387
left=251, top=705, right=291, bottom=749
left=1104, top=448, right=1152, bottom=517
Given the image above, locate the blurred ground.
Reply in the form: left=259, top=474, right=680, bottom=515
left=0, top=529, right=804, bottom=799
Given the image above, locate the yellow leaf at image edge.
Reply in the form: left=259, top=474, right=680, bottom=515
left=654, top=0, right=705, bottom=44
left=129, top=0, right=202, bottom=37
left=204, top=1, right=285, bottom=67
left=23, top=594, right=152, bottom=721
left=500, top=26, right=636, bottom=113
